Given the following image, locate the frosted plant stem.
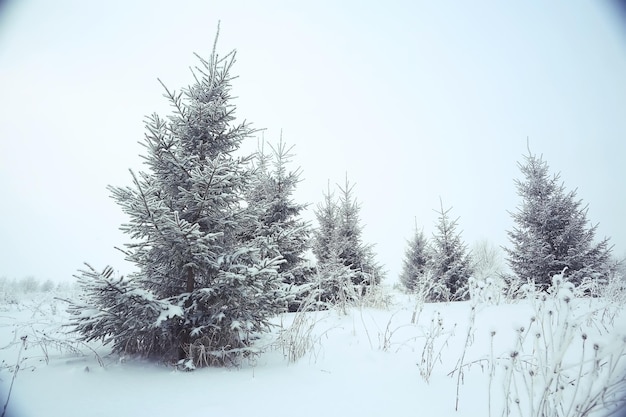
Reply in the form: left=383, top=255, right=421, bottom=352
left=359, top=307, right=374, bottom=350
left=455, top=305, right=476, bottom=411
left=564, top=336, right=586, bottom=417
left=510, top=363, right=523, bottom=417
left=503, top=358, right=514, bottom=416
left=537, top=318, right=574, bottom=416
left=518, top=359, right=531, bottom=416
left=488, top=331, right=495, bottom=417
left=606, top=341, right=626, bottom=376
left=547, top=307, right=555, bottom=364
left=2, top=336, right=27, bottom=417
left=512, top=326, right=529, bottom=417
left=529, top=365, right=535, bottom=417
left=576, top=347, right=599, bottom=413
left=411, top=300, right=423, bottom=325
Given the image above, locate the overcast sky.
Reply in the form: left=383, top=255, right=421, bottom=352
left=1, top=1, right=625, bottom=283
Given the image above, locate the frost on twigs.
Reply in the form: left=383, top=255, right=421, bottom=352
left=487, top=271, right=626, bottom=417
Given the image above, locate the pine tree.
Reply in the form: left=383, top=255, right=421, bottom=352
left=67, top=34, right=284, bottom=367
left=313, top=237, right=359, bottom=312
left=400, top=224, right=430, bottom=292
left=247, top=137, right=313, bottom=311
left=311, top=184, right=337, bottom=265
left=335, top=176, right=384, bottom=288
left=252, top=138, right=311, bottom=280
left=310, top=177, right=384, bottom=306
left=429, top=200, right=473, bottom=301
left=504, top=151, right=612, bottom=289
left=311, top=185, right=349, bottom=305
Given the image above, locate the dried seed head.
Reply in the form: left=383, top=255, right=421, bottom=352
left=582, top=333, right=587, bottom=340
left=593, top=343, right=599, bottom=351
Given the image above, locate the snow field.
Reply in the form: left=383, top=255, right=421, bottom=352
left=1, top=286, right=625, bottom=417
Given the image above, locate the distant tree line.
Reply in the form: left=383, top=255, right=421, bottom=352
left=0, top=276, right=65, bottom=294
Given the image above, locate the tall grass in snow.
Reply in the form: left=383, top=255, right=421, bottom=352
left=274, top=293, right=336, bottom=364
left=490, top=272, right=626, bottom=417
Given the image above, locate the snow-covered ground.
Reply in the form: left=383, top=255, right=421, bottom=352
left=1, top=284, right=625, bottom=417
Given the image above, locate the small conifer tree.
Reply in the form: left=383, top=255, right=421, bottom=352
left=247, top=138, right=313, bottom=311
left=505, top=150, right=612, bottom=289
left=336, top=176, right=384, bottom=288
left=311, top=185, right=352, bottom=306
left=429, top=200, right=473, bottom=301
left=400, top=223, right=431, bottom=292
left=311, top=177, right=385, bottom=305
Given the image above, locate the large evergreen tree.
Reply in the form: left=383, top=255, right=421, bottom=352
left=429, top=201, right=473, bottom=301
left=399, top=224, right=431, bottom=292
left=67, top=36, right=284, bottom=367
left=505, top=151, right=612, bottom=289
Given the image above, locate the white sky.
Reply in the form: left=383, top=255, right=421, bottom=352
left=1, top=1, right=625, bottom=282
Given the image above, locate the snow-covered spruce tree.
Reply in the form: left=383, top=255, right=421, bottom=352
left=311, top=186, right=342, bottom=301
left=246, top=138, right=313, bottom=311
left=428, top=201, right=473, bottom=301
left=311, top=178, right=384, bottom=305
left=504, top=151, right=612, bottom=290
left=335, top=176, right=384, bottom=289
left=67, top=38, right=285, bottom=367
left=310, top=185, right=357, bottom=307
left=314, top=237, right=359, bottom=313
left=312, top=183, right=339, bottom=268
left=399, top=224, right=431, bottom=292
